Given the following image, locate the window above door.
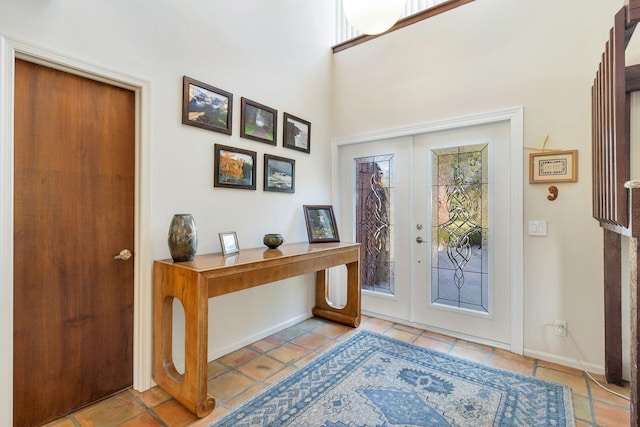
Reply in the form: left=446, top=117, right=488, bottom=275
left=334, top=0, right=475, bottom=52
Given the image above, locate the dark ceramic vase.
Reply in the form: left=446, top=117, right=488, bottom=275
left=168, top=214, right=197, bottom=262
left=263, top=233, right=284, bottom=249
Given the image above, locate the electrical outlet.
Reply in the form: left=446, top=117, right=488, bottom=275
left=553, top=320, right=567, bottom=337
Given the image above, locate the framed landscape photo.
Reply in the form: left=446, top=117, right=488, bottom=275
left=283, top=113, right=311, bottom=154
left=529, top=150, right=578, bottom=183
left=182, top=76, right=233, bottom=135
left=219, top=231, right=240, bottom=256
left=240, top=98, right=277, bottom=145
left=214, top=144, right=257, bottom=190
left=264, top=154, right=295, bottom=193
left=303, top=205, right=340, bottom=243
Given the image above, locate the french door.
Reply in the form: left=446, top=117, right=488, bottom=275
left=337, top=137, right=413, bottom=321
left=338, top=120, right=515, bottom=348
left=412, top=121, right=512, bottom=346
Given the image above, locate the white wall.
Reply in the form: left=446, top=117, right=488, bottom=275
left=332, top=0, right=630, bottom=369
left=3, top=0, right=638, bottom=412
left=0, top=0, right=335, bottom=409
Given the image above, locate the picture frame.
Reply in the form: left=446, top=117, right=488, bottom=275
left=283, top=113, right=311, bottom=154
left=264, top=154, right=295, bottom=193
left=529, top=150, right=578, bottom=183
left=182, top=76, right=233, bottom=135
left=214, top=144, right=257, bottom=190
left=240, top=97, right=277, bottom=145
left=303, top=205, right=340, bottom=243
left=219, top=231, right=240, bottom=256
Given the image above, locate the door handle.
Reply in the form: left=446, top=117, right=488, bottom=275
left=416, top=237, right=425, bottom=244
left=114, top=249, right=132, bottom=260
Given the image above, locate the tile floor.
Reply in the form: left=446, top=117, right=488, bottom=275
left=46, top=315, right=630, bottom=427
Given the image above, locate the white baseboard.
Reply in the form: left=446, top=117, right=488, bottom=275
left=207, top=312, right=313, bottom=362
left=172, top=310, right=606, bottom=379
left=524, top=348, right=604, bottom=375
left=363, top=311, right=605, bottom=375
left=148, top=312, right=314, bottom=388
left=172, top=312, right=313, bottom=374
left=362, top=310, right=511, bottom=351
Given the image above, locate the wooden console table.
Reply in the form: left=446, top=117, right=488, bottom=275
left=152, top=242, right=361, bottom=418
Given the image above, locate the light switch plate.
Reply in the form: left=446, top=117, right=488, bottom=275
left=528, top=220, right=548, bottom=236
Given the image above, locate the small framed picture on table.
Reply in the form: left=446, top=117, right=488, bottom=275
left=219, top=231, right=240, bottom=256
left=303, top=205, right=340, bottom=243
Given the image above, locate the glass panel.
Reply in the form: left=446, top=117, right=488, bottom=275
left=354, top=154, right=394, bottom=295
left=431, top=144, right=489, bottom=314
left=335, top=0, right=460, bottom=45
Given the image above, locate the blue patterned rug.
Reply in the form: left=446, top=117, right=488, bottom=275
left=211, top=331, right=575, bottom=426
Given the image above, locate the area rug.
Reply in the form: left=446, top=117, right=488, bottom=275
left=211, top=331, right=575, bottom=426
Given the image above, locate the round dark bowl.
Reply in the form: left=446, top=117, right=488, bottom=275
left=263, top=233, right=284, bottom=249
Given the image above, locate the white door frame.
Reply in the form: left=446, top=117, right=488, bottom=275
left=0, top=36, right=153, bottom=425
left=331, top=107, right=524, bottom=353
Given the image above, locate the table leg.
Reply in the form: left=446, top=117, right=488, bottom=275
left=152, top=266, right=215, bottom=418
left=312, top=260, right=361, bottom=327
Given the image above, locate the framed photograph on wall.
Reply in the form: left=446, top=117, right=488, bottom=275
left=219, top=231, right=240, bottom=256
left=182, top=76, right=233, bottom=135
left=264, top=154, right=295, bottom=193
left=303, top=205, right=340, bottom=243
left=529, top=150, right=578, bottom=183
left=283, top=113, right=311, bottom=154
left=240, top=97, right=277, bottom=145
left=214, top=144, right=257, bottom=190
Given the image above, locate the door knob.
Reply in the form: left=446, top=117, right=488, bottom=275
left=416, top=237, right=425, bottom=244
left=114, top=249, right=132, bottom=260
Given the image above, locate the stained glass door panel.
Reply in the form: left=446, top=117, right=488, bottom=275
left=355, top=154, right=394, bottom=295
left=338, top=138, right=412, bottom=321
left=412, top=121, right=512, bottom=346
left=431, top=145, right=488, bottom=313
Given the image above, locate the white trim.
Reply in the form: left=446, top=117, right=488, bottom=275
left=362, top=310, right=511, bottom=351
left=509, top=107, right=525, bottom=355
left=333, top=108, right=524, bottom=146
left=331, top=107, right=525, bottom=355
left=408, top=141, right=416, bottom=323
left=0, top=35, right=16, bottom=425
left=154, top=312, right=316, bottom=375
left=206, top=313, right=312, bottom=370
left=0, top=36, right=153, bottom=426
left=524, top=348, right=603, bottom=375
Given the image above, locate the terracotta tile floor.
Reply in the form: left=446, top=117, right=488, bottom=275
left=46, top=315, right=630, bottom=427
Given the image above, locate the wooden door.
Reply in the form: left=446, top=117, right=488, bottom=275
left=13, top=59, right=135, bottom=427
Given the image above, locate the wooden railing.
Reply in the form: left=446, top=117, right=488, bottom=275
left=592, top=7, right=629, bottom=227
left=332, top=0, right=474, bottom=53
left=593, top=1, right=640, bottom=425
left=629, top=0, right=640, bottom=23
